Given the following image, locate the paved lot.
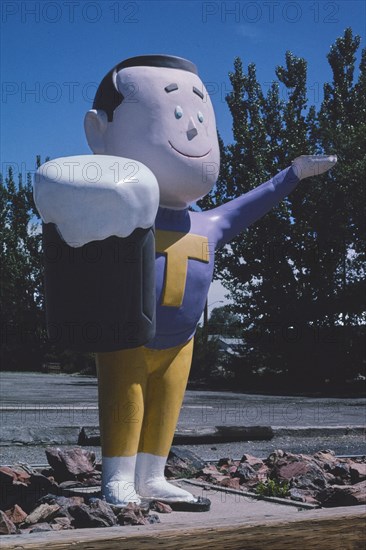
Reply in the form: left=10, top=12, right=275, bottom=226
left=1, top=372, right=365, bottom=465
left=1, top=433, right=365, bottom=466
left=1, top=372, right=365, bottom=428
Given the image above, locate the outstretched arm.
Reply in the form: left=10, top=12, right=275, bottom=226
left=206, top=155, right=337, bottom=248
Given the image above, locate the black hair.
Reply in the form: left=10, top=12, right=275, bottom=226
left=92, top=55, right=198, bottom=122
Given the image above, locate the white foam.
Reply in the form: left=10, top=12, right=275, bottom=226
left=33, top=155, right=159, bottom=247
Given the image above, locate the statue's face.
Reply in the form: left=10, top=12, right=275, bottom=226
left=89, top=66, right=220, bottom=209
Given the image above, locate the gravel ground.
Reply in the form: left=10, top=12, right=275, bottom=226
left=186, top=434, right=366, bottom=461
left=1, top=434, right=365, bottom=467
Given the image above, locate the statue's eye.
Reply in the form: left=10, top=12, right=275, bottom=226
left=175, top=106, right=183, bottom=119
left=197, top=111, right=204, bottom=123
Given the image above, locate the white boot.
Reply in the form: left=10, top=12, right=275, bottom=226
left=292, top=154, right=337, bottom=180
left=135, top=452, right=197, bottom=502
left=102, top=455, right=141, bottom=507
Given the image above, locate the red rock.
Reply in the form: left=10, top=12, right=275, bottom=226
left=313, top=450, right=337, bottom=467
left=12, top=468, right=31, bottom=484
left=256, top=465, right=269, bottom=482
left=240, top=454, right=265, bottom=471
left=166, top=448, right=206, bottom=479
left=67, top=496, right=85, bottom=506
left=68, top=499, right=117, bottom=529
left=35, top=494, right=84, bottom=522
left=219, top=477, right=241, bottom=490
left=0, top=473, right=41, bottom=514
left=329, top=462, right=350, bottom=479
left=200, top=465, right=226, bottom=482
left=21, top=471, right=57, bottom=512
left=117, top=503, right=149, bottom=526
left=318, top=480, right=366, bottom=507
left=289, top=487, right=307, bottom=502
left=276, top=460, right=309, bottom=479
left=210, top=473, right=231, bottom=483
left=235, top=462, right=257, bottom=481
left=50, top=523, right=63, bottom=531
left=150, top=501, right=173, bottom=513
left=89, top=499, right=116, bottom=526
left=289, top=488, right=319, bottom=505
left=313, top=452, right=351, bottom=486
left=5, top=504, right=27, bottom=525
left=0, top=467, right=16, bottom=484
left=217, top=458, right=232, bottom=468
left=350, top=462, right=366, bottom=483
left=0, top=466, right=30, bottom=484
left=38, top=494, right=84, bottom=508
left=272, top=456, right=328, bottom=490
left=0, top=510, right=17, bottom=535
left=201, top=465, right=218, bottom=474
left=25, top=503, right=60, bottom=525
left=52, top=517, right=74, bottom=530
left=45, top=447, right=96, bottom=481
left=265, top=450, right=285, bottom=466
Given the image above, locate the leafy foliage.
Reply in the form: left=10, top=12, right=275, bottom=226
left=0, top=158, right=95, bottom=373
left=0, top=158, right=45, bottom=371
left=197, top=28, right=365, bottom=392
left=190, top=326, right=222, bottom=382
left=255, top=479, right=290, bottom=498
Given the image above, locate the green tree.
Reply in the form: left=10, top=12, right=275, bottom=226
left=190, top=326, right=222, bottom=383
left=0, top=160, right=96, bottom=374
left=208, top=305, right=241, bottom=337
left=0, top=161, right=45, bottom=370
left=316, top=28, right=366, bottom=326
left=199, top=29, right=365, bottom=393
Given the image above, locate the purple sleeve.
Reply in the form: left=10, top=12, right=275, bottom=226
left=204, top=166, right=300, bottom=248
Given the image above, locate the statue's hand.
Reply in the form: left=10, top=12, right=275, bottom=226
left=34, top=155, right=159, bottom=247
left=292, top=154, right=337, bottom=180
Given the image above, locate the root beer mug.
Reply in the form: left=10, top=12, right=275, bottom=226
left=34, top=155, right=159, bottom=352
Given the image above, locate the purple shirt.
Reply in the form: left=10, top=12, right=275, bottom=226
left=147, top=166, right=300, bottom=349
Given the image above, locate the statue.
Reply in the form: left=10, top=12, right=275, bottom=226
left=34, top=55, right=337, bottom=509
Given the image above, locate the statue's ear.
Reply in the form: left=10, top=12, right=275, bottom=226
left=84, top=109, right=108, bottom=153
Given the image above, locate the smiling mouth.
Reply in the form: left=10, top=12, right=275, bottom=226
left=168, top=141, right=211, bottom=158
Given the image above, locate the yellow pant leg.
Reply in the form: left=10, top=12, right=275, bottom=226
left=96, top=347, right=148, bottom=457
left=138, top=338, right=194, bottom=456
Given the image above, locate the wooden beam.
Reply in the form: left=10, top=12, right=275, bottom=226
left=1, top=506, right=364, bottom=549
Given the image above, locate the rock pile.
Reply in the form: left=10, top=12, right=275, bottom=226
left=0, top=493, right=163, bottom=535
left=195, top=449, right=366, bottom=507
left=0, top=447, right=165, bottom=535
left=0, top=447, right=364, bottom=535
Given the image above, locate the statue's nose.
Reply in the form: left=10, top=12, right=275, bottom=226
left=187, top=117, right=198, bottom=141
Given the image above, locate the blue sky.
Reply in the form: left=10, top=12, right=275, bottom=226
left=1, top=0, right=365, bottom=181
